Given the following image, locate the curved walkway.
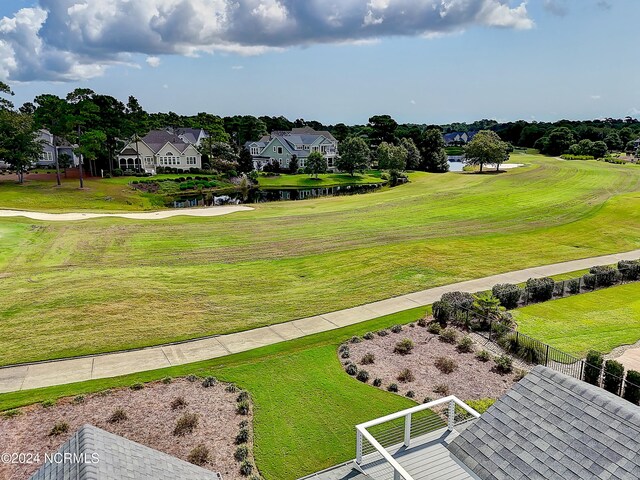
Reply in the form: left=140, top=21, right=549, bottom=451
left=1, top=249, right=640, bottom=394
left=0, top=206, right=253, bottom=221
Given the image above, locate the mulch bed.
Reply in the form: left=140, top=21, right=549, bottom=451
left=0, top=378, right=251, bottom=480
left=345, top=325, right=521, bottom=402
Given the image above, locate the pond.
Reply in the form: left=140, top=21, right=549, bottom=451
left=170, top=183, right=385, bottom=207
left=448, top=160, right=465, bottom=172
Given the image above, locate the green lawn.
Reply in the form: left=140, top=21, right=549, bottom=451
left=1, top=154, right=640, bottom=365
left=257, top=171, right=384, bottom=188
left=513, top=283, right=640, bottom=356
left=0, top=308, right=427, bottom=480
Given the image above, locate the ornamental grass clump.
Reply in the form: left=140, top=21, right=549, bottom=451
left=393, top=338, right=414, bottom=355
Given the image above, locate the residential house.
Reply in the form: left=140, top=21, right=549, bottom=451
left=35, top=129, right=81, bottom=168
left=300, top=365, right=640, bottom=480
left=443, top=131, right=478, bottom=146
left=244, top=126, right=339, bottom=172
left=29, top=424, right=222, bottom=480
left=118, top=129, right=204, bottom=174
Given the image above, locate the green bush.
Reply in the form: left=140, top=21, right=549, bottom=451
left=345, top=363, right=358, bottom=376
left=235, top=445, right=249, bottom=461
left=387, top=383, right=399, bottom=392
left=560, top=154, right=594, bottom=160
left=589, top=265, right=619, bottom=287
left=393, top=338, right=415, bottom=355
left=360, top=353, right=375, bottom=365
left=435, top=356, right=458, bottom=374
left=356, top=370, right=370, bottom=383
left=376, top=329, right=389, bottom=337
left=405, top=391, right=415, bottom=398
left=237, top=391, right=250, bottom=402
left=439, top=328, right=458, bottom=344
left=457, top=336, right=474, bottom=353
left=240, top=460, right=253, bottom=476
left=397, top=368, right=414, bottom=382
left=350, top=335, right=362, bottom=344
left=618, top=260, right=640, bottom=281
left=567, top=278, right=580, bottom=294
left=235, top=428, right=249, bottom=444
left=476, top=350, right=491, bottom=362
left=427, top=322, right=442, bottom=334
left=584, top=350, right=603, bottom=385
left=623, top=370, right=640, bottom=405
left=390, top=324, right=403, bottom=334
left=130, top=383, right=144, bottom=391
left=603, top=360, right=625, bottom=395
left=525, top=277, right=555, bottom=302
left=517, top=339, right=546, bottom=365
left=236, top=401, right=250, bottom=415
left=582, top=273, right=597, bottom=289
left=202, top=376, right=217, bottom=388
left=417, top=317, right=428, bottom=327
left=113, top=168, right=123, bottom=177
left=432, top=300, right=452, bottom=325
left=491, top=283, right=522, bottom=310
left=188, top=445, right=210, bottom=466
left=107, top=408, right=128, bottom=424
left=373, top=378, right=382, bottom=387
left=433, top=384, right=449, bottom=395
left=174, top=413, right=199, bottom=436
left=161, top=377, right=173, bottom=384
left=494, top=354, right=513, bottom=374
left=363, top=332, right=375, bottom=340
left=49, top=421, right=69, bottom=436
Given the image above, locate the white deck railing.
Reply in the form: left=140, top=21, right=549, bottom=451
left=355, top=396, right=481, bottom=480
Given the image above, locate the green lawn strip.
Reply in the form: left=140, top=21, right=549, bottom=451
left=0, top=308, right=427, bottom=479
left=513, top=283, right=640, bottom=357
left=257, top=172, right=384, bottom=188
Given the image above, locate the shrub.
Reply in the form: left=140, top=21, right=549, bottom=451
left=130, top=383, right=144, bottom=391
left=432, top=300, right=452, bottom=325
left=465, top=398, right=496, bottom=414
left=435, top=357, right=458, bottom=374
left=186, top=374, right=199, bottom=382
left=188, top=445, right=210, bottom=466
left=397, top=368, right=415, bottom=382
left=363, top=332, right=375, bottom=340
left=406, top=391, right=415, bottom=398
left=439, top=328, right=458, bottom=344
left=350, top=335, right=362, bottom=344
left=240, top=460, right=253, bottom=476
left=476, top=350, right=491, bottom=362
left=525, top=277, right=555, bottom=302
left=239, top=419, right=248, bottom=429
left=2, top=409, right=21, bottom=418
left=494, top=355, right=513, bottom=374
left=356, top=370, right=370, bottom=383
left=441, top=291, right=475, bottom=314
left=589, top=265, right=619, bottom=287
left=603, top=360, right=625, bottom=395
left=237, top=391, right=250, bottom=402
left=171, top=397, right=188, bottom=410
left=49, top=421, right=69, bottom=436
left=235, top=445, right=249, bottom=461
left=618, top=260, right=640, bottom=281
left=387, top=383, right=399, bottom=392
left=41, top=399, right=56, bottom=408
left=514, top=369, right=527, bottom=381
left=517, top=339, right=546, bottom=365
left=584, top=350, right=604, bottom=385
left=108, top=408, right=128, bottom=424
left=235, top=428, right=249, bottom=444
left=373, top=378, right=382, bottom=387
left=376, top=329, right=389, bottom=337
left=427, top=322, right=442, bottom=334
left=491, top=283, right=522, bottom=310
left=623, top=370, right=640, bottom=405
left=567, top=278, right=580, bottom=294
left=173, top=413, right=199, bottom=436
left=390, top=324, right=403, bottom=334
left=72, top=395, right=85, bottom=405
left=417, top=317, right=428, bottom=327
left=202, top=376, right=217, bottom=388
left=161, top=377, right=173, bottom=384
left=344, top=363, right=358, bottom=375
left=236, top=401, right=250, bottom=415
left=339, top=346, right=350, bottom=359
left=457, top=336, right=474, bottom=353
left=433, top=384, right=449, bottom=395
left=360, top=353, right=375, bottom=365
left=394, top=338, right=414, bottom=355
left=226, top=384, right=239, bottom=393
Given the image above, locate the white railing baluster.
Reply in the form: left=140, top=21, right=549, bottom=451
left=356, top=430, right=363, bottom=464
left=404, top=413, right=412, bottom=447
left=448, top=400, right=456, bottom=431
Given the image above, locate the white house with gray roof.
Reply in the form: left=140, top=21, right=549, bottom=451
left=245, top=126, right=338, bottom=172
left=118, top=129, right=204, bottom=174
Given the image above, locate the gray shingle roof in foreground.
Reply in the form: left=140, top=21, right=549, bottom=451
left=30, top=424, right=222, bottom=480
left=448, top=365, right=640, bottom=480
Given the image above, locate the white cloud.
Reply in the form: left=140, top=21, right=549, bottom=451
left=231, top=65, right=244, bottom=69
left=410, top=99, right=416, bottom=104
left=0, top=0, right=534, bottom=82
left=146, top=56, right=161, bottom=67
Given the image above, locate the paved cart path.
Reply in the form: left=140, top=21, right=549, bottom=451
left=0, top=205, right=253, bottom=221
left=1, top=249, right=640, bottom=394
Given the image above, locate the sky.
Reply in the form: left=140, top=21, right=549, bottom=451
left=0, top=0, right=638, bottom=125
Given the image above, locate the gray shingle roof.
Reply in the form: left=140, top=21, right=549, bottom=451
left=29, top=425, right=222, bottom=480
left=141, top=130, right=190, bottom=154
left=448, top=365, right=640, bottom=480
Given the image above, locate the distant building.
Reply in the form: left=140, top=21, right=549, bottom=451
left=443, top=131, right=477, bottom=146
left=244, top=126, right=338, bottom=172
left=117, top=129, right=205, bottom=174
left=35, top=129, right=82, bottom=168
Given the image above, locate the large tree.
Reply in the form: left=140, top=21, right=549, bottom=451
left=418, top=128, right=448, bottom=172
left=464, top=130, right=509, bottom=172
left=542, top=127, right=575, bottom=156
left=368, top=115, right=398, bottom=147
left=376, top=142, right=407, bottom=171
left=336, top=136, right=370, bottom=176
left=0, top=111, right=41, bottom=184
left=34, top=94, right=73, bottom=185
left=400, top=137, right=421, bottom=170
left=304, top=151, right=327, bottom=179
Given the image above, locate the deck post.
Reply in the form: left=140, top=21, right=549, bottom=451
left=404, top=413, right=412, bottom=447
left=448, top=400, right=456, bottom=431
left=394, top=469, right=402, bottom=480
left=356, top=430, right=363, bottom=464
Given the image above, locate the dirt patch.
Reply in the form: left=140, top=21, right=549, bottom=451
left=345, top=326, right=520, bottom=402
left=0, top=378, right=251, bottom=480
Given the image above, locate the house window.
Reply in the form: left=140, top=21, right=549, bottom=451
left=250, top=147, right=259, bottom=155
left=40, top=152, right=53, bottom=162
left=186, top=157, right=197, bottom=165
left=328, top=158, right=333, bottom=167
left=277, top=146, right=283, bottom=154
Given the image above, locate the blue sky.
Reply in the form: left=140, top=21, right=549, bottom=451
left=0, top=0, right=638, bottom=125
